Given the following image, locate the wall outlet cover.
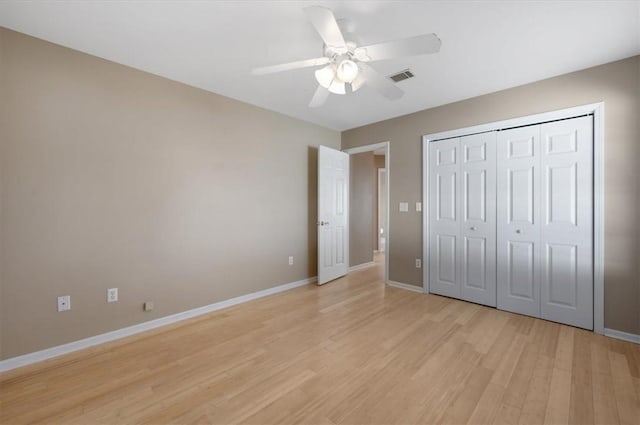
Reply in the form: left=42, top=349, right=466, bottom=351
left=399, top=202, right=409, bottom=212
left=57, top=295, right=71, bottom=312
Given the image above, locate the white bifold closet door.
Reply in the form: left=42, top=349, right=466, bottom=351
left=429, top=132, right=497, bottom=307
left=497, top=116, right=593, bottom=329
left=496, top=125, right=542, bottom=318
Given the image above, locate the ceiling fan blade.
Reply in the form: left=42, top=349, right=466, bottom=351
left=356, top=33, right=441, bottom=62
left=309, top=85, right=330, bottom=108
left=303, top=6, right=346, bottom=48
left=358, top=63, right=404, bottom=100
left=252, top=57, right=330, bottom=75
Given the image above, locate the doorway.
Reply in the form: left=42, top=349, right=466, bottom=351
left=343, top=142, right=390, bottom=284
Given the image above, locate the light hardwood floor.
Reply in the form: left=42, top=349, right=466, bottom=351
left=1, top=259, right=639, bottom=424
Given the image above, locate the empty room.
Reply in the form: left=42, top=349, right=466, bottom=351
left=1, top=1, right=639, bottom=424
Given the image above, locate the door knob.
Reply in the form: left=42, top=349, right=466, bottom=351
left=317, top=221, right=330, bottom=226
left=470, top=226, right=476, bottom=231
left=516, top=229, right=522, bottom=234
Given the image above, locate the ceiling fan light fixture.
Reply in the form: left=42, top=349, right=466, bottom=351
left=328, top=79, right=346, bottom=95
left=252, top=6, right=440, bottom=107
left=315, top=65, right=335, bottom=89
left=336, top=59, right=359, bottom=83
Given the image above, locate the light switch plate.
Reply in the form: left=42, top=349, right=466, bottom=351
left=399, top=202, right=409, bottom=212
left=107, top=288, right=118, bottom=303
left=416, top=202, right=422, bottom=212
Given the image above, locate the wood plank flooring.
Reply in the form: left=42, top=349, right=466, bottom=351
left=1, top=260, right=639, bottom=424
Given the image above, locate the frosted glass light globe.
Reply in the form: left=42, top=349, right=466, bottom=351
left=336, top=59, right=359, bottom=83
left=315, top=65, right=335, bottom=89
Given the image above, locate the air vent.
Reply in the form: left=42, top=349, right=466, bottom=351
left=389, top=69, right=414, bottom=83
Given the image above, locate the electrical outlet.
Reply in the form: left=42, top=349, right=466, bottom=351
left=107, top=288, right=118, bottom=303
left=288, top=256, right=294, bottom=265
left=416, top=202, right=422, bottom=212
left=415, top=259, right=422, bottom=268
left=57, top=295, right=71, bottom=312
left=144, top=301, right=154, bottom=312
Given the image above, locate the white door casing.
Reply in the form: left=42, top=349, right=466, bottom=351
left=378, top=168, right=387, bottom=252
left=429, top=138, right=461, bottom=299
left=318, top=145, right=349, bottom=285
left=460, top=132, right=497, bottom=307
left=496, top=126, right=542, bottom=318
left=540, top=117, right=593, bottom=329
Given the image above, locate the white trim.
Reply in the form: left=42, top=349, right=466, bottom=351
left=387, top=280, right=425, bottom=293
left=349, top=261, right=376, bottom=272
left=344, top=141, right=390, bottom=286
left=422, top=103, right=604, bottom=142
left=377, top=167, right=387, bottom=253
left=422, top=103, right=605, bottom=334
left=592, top=103, right=605, bottom=335
left=422, top=138, right=430, bottom=295
left=345, top=142, right=388, bottom=155
left=604, top=328, right=640, bottom=345
left=0, top=276, right=316, bottom=372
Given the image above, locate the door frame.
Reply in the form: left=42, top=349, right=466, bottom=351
left=422, top=103, right=605, bottom=334
left=377, top=167, right=387, bottom=253
left=344, top=142, right=390, bottom=285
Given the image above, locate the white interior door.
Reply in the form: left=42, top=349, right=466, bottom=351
left=497, top=126, right=541, bottom=318
left=459, top=133, right=497, bottom=307
left=318, top=145, right=349, bottom=285
left=540, top=117, right=593, bottom=329
left=429, top=139, right=461, bottom=299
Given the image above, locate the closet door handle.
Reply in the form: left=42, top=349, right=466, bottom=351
left=516, top=229, right=522, bottom=234
left=470, top=226, right=476, bottom=231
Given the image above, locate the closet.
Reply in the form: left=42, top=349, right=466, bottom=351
left=428, top=115, right=594, bottom=330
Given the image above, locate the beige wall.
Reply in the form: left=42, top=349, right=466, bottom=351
left=349, top=152, right=375, bottom=267
left=0, top=29, right=340, bottom=359
left=343, top=56, right=640, bottom=335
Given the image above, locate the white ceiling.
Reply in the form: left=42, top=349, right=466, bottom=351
left=1, top=1, right=639, bottom=131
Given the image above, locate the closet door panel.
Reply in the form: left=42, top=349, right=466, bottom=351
left=497, top=126, right=541, bottom=318
left=540, top=116, right=593, bottom=329
left=460, top=132, right=497, bottom=307
left=429, top=139, right=461, bottom=299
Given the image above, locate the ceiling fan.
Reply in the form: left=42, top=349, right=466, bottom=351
left=252, top=6, right=441, bottom=108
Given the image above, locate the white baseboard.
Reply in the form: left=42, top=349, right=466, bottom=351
left=0, top=276, right=317, bottom=372
left=604, top=328, right=640, bottom=344
left=349, top=261, right=376, bottom=272
left=386, top=280, right=425, bottom=293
